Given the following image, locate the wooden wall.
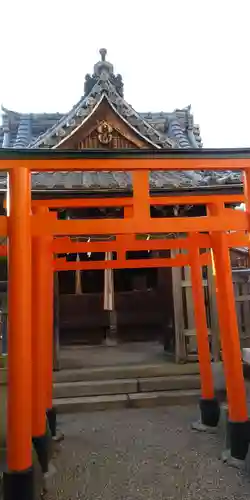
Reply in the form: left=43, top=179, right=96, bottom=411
left=59, top=288, right=168, bottom=345
left=230, top=248, right=250, bottom=269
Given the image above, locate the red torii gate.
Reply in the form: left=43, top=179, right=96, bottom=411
left=1, top=148, right=250, bottom=499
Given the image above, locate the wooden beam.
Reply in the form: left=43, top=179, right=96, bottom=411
left=0, top=230, right=249, bottom=257
left=53, top=234, right=210, bottom=253
left=0, top=154, right=250, bottom=172
left=55, top=255, right=190, bottom=271
left=26, top=193, right=245, bottom=209
left=54, top=251, right=210, bottom=271
left=31, top=212, right=248, bottom=236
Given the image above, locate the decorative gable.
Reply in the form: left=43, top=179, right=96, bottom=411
left=76, top=121, right=146, bottom=150
left=55, top=95, right=156, bottom=150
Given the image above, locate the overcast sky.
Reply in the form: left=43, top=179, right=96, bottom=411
left=0, top=0, right=249, bottom=148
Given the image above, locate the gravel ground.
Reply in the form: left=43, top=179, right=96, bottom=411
left=47, top=406, right=250, bottom=500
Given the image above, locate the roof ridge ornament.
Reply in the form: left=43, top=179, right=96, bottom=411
left=94, top=48, right=114, bottom=78
left=83, top=49, right=124, bottom=98
left=99, top=48, right=107, bottom=62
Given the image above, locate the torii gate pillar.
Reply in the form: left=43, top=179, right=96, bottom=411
left=3, top=167, right=33, bottom=499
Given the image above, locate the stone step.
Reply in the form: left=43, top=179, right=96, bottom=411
left=139, top=375, right=200, bottom=393
left=54, top=362, right=200, bottom=384
left=53, top=374, right=200, bottom=399
left=54, top=378, right=137, bottom=399
left=53, top=389, right=201, bottom=414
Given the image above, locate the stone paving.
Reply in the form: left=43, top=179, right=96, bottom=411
left=47, top=406, right=250, bottom=500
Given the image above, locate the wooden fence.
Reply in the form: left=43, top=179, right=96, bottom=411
left=172, top=261, right=215, bottom=362
left=233, top=271, right=250, bottom=348
left=173, top=258, right=250, bottom=362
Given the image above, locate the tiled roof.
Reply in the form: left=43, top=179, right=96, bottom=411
left=29, top=169, right=241, bottom=191
left=0, top=49, right=242, bottom=191
left=13, top=115, right=32, bottom=148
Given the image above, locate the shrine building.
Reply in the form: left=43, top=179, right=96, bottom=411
left=0, top=48, right=249, bottom=362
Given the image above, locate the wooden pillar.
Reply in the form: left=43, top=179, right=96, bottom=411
left=75, top=238, right=82, bottom=295
left=104, top=250, right=116, bottom=345
left=209, top=201, right=249, bottom=460
left=207, top=264, right=220, bottom=361
left=5, top=166, right=33, bottom=498
left=53, top=271, right=60, bottom=371
left=32, top=208, right=48, bottom=438
left=243, top=168, right=250, bottom=346
left=189, top=237, right=215, bottom=401
left=43, top=228, right=55, bottom=436
left=31, top=231, right=48, bottom=471
left=183, top=261, right=197, bottom=354
left=189, top=235, right=220, bottom=428
left=171, top=249, right=186, bottom=363
left=32, top=207, right=55, bottom=438
left=209, top=205, right=247, bottom=421
left=31, top=207, right=54, bottom=476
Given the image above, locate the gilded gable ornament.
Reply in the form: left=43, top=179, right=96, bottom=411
left=97, top=121, right=113, bottom=145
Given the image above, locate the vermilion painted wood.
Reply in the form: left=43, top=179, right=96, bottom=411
left=0, top=232, right=249, bottom=257
left=189, top=235, right=215, bottom=399
left=54, top=252, right=211, bottom=271
left=0, top=156, right=249, bottom=171
left=209, top=204, right=248, bottom=422
left=30, top=212, right=248, bottom=236
left=30, top=193, right=245, bottom=208
left=0, top=209, right=246, bottom=239
left=7, top=167, right=32, bottom=471
left=32, top=207, right=54, bottom=437
left=32, top=212, right=48, bottom=437
left=52, top=234, right=211, bottom=253
left=0, top=216, right=7, bottom=235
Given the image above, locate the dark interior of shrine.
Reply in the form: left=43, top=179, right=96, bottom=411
left=58, top=250, right=174, bottom=347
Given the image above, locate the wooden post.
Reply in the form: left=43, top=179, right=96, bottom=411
left=32, top=208, right=48, bottom=426
left=43, top=222, right=56, bottom=438
left=31, top=229, right=49, bottom=474
left=4, top=166, right=33, bottom=498
left=183, top=263, right=197, bottom=354
left=189, top=238, right=214, bottom=399
left=171, top=249, right=186, bottom=363
left=104, top=251, right=116, bottom=345
left=207, top=264, right=220, bottom=361
left=53, top=271, right=60, bottom=371
left=209, top=203, right=249, bottom=460
left=31, top=207, right=56, bottom=441
left=75, top=238, right=82, bottom=295
left=243, top=169, right=250, bottom=347
left=31, top=206, right=56, bottom=477
left=189, top=235, right=220, bottom=428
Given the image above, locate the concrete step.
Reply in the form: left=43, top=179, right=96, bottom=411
left=53, top=374, right=200, bottom=399
left=139, top=375, right=200, bottom=393
left=54, top=378, right=138, bottom=399
left=54, top=362, right=200, bottom=384
left=53, top=389, right=201, bottom=414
